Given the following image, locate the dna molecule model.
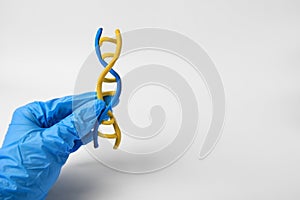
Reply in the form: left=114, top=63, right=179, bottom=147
left=94, top=28, right=122, bottom=149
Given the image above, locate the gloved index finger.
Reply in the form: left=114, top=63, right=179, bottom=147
left=13, top=92, right=97, bottom=128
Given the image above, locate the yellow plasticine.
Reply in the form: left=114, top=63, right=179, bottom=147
left=96, top=29, right=122, bottom=149
left=99, top=37, right=117, bottom=46
left=102, top=52, right=115, bottom=59
left=103, top=78, right=116, bottom=83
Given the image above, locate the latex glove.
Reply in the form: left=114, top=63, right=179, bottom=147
left=0, top=92, right=107, bottom=200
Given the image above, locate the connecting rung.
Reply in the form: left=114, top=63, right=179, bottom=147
left=102, top=91, right=116, bottom=96
left=101, top=118, right=115, bottom=125
left=98, top=132, right=117, bottom=139
left=100, top=37, right=117, bottom=46
left=104, top=77, right=116, bottom=82
left=102, top=52, right=115, bottom=59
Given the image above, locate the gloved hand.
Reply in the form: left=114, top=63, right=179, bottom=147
left=0, top=92, right=107, bottom=200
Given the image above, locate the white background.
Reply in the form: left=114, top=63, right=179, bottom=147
left=0, top=0, right=300, bottom=199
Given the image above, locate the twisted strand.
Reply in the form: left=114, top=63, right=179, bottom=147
left=95, top=29, right=122, bottom=149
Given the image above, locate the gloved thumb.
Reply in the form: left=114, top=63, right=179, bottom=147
left=43, top=99, right=106, bottom=154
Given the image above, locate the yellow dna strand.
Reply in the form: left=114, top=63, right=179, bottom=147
left=95, top=28, right=122, bottom=149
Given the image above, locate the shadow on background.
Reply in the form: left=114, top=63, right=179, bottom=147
left=46, top=162, right=119, bottom=200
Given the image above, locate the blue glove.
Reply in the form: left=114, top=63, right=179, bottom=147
left=0, top=92, right=107, bottom=200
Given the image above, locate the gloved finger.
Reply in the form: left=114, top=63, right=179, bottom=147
left=11, top=92, right=97, bottom=128
left=44, top=98, right=106, bottom=152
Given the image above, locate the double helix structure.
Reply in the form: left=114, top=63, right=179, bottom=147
left=94, top=28, right=122, bottom=149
